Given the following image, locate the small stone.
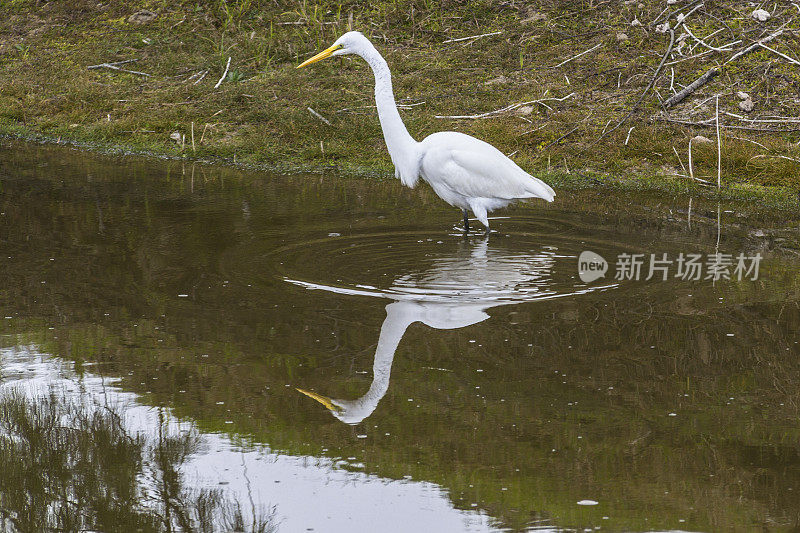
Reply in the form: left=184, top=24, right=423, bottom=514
left=516, top=105, right=534, bottom=116
left=522, top=12, right=547, bottom=23
left=736, top=91, right=750, bottom=101
left=169, top=131, right=182, bottom=144
left=667, top=0, right=677, bottom=4
left=738, top=98, right=755, bottom=113
left=616, top=32, right=630, bottom=42
left=484, top=75, right=511, bottom=86
left=752, top=9, right=770, bottom=22
left=128, top=9, right=157, bottom=24
left=631, top=18, right=642, bottom=26
left=656, top=22, right=671, bottom=33
left=692, top=135, right=713, bottom=144
left=637, top=3, right=644, bottom=9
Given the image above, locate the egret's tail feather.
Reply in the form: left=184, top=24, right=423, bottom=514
left=523, top=175, right=556, bottom=203
left=467, top=200, right=490, bottom=229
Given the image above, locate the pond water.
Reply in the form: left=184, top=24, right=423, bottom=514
left=1, top=140, right=800, bottom=532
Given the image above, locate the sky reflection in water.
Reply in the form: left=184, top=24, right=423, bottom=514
left=0, top=346, right=499, bottom=532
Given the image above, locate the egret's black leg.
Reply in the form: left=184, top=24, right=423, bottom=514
left=462, top=209, right=470, bottom=233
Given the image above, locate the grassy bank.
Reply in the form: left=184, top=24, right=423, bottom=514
left=1, top=0, right=800, bottom=195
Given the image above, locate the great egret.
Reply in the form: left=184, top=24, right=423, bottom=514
left=297, top=31, right=555, bottom=231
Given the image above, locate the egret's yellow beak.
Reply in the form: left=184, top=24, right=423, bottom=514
left=296, top=388, right=340, bottom=411
left=297, top=44, right=342, bottom=69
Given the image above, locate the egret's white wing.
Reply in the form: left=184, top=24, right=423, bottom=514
left=450, top=148, right=555, bottom=201
left=420, top=132, right=555, bottom=202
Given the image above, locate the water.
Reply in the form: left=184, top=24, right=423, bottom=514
left=1, top=140, right=800, bottom=532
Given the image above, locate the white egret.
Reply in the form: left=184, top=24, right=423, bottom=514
left=297, top=31, right=555, bottom=231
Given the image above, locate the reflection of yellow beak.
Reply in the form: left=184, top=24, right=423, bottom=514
left=296, top=43, right=342, bottom=69
left=296, top=388, right=340, bottom=411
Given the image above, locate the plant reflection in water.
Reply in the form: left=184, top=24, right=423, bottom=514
left=0, top=386, right=278, bottom=533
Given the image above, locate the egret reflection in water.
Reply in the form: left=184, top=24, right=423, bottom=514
left=290, top=237, right=613, bottom=424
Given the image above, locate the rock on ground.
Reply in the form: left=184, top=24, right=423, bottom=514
left=128, top=10, right=157, bottom=24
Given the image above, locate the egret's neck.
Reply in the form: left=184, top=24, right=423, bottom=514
left=365, top=302, right=414, bottom=398
left=336, top=301, right=418, bottom=424
left=359, top=46, right=420, bottom=187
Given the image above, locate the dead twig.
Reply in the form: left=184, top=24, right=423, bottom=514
left=337, top=102, right=425, bottom=113
left=721, top=113, right=800, bottom=124
left=277, top=20, right=338, bottom=25
left=675, top=3, right=704, bottom=26
left=442, top=31, right=503, bottom=44
left=715, top=96, right=721, bottom=189
left=516, top=124, right=548, bottom=137
left=552, top=43, right=602, bottom=68
left=435, top=93, right=575, bottom=120
left=725, top=30, right=784, bottom=64
left=213, top=57, right=231, bottom=89
left=758, top=43, right=800, bottom=65
left=650, top=0, right=703, bottom=27
left=624, top=126, right=635, bottom=145
left=664, top=49, right=715, bottom=66
left=187, top=69, right=209, bottom=85
left=307, top=107, right=332, bottom=125
left=87, top=59, right=151, bottom=77
left=88, top=59, right=138, bottom=68
left=749, top=154, right=800, bottom=164
left=659, top=116, right=800, bottom=132
left=683, top=27, right=740, bottom=52
left=672, top=145, right=687, bottom=173
left=199, top=123, right=211, bottom=145
left=663, top=68, right=720, bottom=109
left=169, top=16, right=187, bottom=30
left=193, top=70, right=209, bottom=85
left=727, top=135, right=767, bottom=149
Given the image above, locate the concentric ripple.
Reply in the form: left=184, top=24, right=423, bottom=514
left=269, top=225, right=634, bottom=305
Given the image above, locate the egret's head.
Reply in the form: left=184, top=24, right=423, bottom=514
left=296, top=387, right=372, bottom=425
left=296, top=31, right=371, bottom=68
left=297, top=388, right=344, bottom=414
